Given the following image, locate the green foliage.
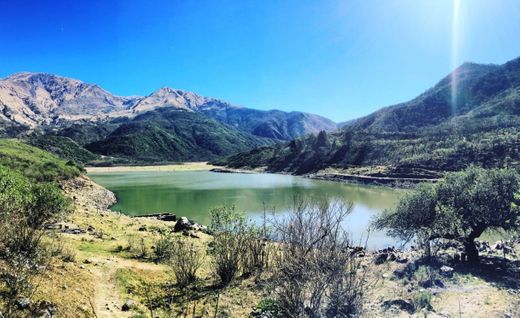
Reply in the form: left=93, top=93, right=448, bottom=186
left=374, top=166, right=520, bottom=262
left=0, top=166, right=71, bottom=315
left=0, top=139, right=82, bottom=182
left=26, top=133, right=99, bottom=164
left=250, top=298, right=283, bottom=318
left=153, top=233, right=175, bottom=262
left=168, top=237, right=204, bottom=289
left=209, top=206, right=248, bottom=285
left=412, top=291, right=433, bottom=311
left=85, top=109, right=273, bottom=162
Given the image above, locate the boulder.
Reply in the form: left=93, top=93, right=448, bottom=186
left=493, top=241, right=504, bottom=250
left=381, top=299, right=414, bottom=314
left=35, top=300, right=57, bottom=317
left=16, top=298, right=30, bottom=309
left=440, top=265, right=454, bottom=278
left=373, top=253, right=388, bottom=265
left=174, top=217, right=191, bottom=232
left=158, top=213, right=177, bottom=222
left=121, top=300, right=134, bottom=311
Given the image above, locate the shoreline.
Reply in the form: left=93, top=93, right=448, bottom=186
left=87, top=162, right=441, bottom=188
left=86, top=162, right=217, bottom=173
left=210, top=166, right=440, bottom=188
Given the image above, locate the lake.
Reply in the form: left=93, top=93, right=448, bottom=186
left=88, top=170, right=404, bottom=249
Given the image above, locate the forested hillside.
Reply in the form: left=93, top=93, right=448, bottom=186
left=216, top=57, right=520, bottom=176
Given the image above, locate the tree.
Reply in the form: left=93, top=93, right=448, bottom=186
left=374, top=166, right=520, bottom=263
left=0, top=167, right=70, bottom=317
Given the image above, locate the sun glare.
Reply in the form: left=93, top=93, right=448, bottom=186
left=451, top=0, right=461, bottom=114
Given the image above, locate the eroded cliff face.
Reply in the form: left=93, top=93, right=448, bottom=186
left=61, top=175, right=117, bottom=211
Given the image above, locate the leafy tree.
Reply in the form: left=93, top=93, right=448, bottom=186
left=374, top=166, right=520, bottom=262
left=0, top=167, right=71, bottom=316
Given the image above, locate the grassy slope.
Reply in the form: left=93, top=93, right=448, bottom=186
left=26, top=134, right=100, bottom=164
left=0, top=139, right=82, bottom=181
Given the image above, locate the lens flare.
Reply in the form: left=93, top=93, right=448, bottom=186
left=451, top=0, right=461, bottom=115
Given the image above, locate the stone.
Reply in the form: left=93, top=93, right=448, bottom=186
left=493, top=241, right=504, bottom=250
left=440, top=265, right=454, bottom=278
left=121, top=300, right=134, bottom=311
left=381, top=299, right=414, bottom=314
left=173, top=217, right=191, bottom=232
left=16, top=298, right=30, bottom=309
left=373, top=253, right=388, bottom=265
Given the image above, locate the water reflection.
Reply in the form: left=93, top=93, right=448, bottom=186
left=89, top=171, right=404, bottom=249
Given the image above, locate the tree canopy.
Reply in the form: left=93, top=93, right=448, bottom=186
left=373, top=166, right=520, bottom=262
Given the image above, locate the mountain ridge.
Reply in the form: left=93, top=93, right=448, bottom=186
left=216, top=56, right=520, bottom=176
left=0, top=72, right=336, bottom=140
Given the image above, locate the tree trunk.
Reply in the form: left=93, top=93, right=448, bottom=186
left=463, top=239, right=479, bottom=263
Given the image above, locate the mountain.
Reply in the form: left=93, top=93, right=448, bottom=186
left=0, top=72, right=140, bottom=126
left=0, top=72, right=336, bottom=141
left=216, top=56, right=520, bottom=176
left=83, top=109, right=273, bottom=162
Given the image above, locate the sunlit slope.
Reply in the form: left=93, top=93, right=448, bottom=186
left=217, top=57, right=520, bottom=175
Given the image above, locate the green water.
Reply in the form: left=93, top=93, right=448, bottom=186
left=88, top=170, right=404, bottom=249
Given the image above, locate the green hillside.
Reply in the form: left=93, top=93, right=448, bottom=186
left=0, top=139, right=83, bottom=181
left=27, top=134, right=100, bottom=164
left=85, top=109, right=274, bottom=162
left=216, top=57, right=520, bottom=176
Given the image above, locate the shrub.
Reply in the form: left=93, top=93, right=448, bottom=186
left=271, top=200, right=373, bottom=317
left=169, top=238, right=204, bottom=289
left=209, top=206, right=248, bottom=285
left=154, top=233, right=175, bottom=262
left=0, top=167, right=70, bottom=317
left=413, top=291, right=433, bottom=311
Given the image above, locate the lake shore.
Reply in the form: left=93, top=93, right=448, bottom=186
left=86, top=162, right=217, bottom=173
left=210, top=166, right=440, bottom=188
left=88, top=162, right=440, bottom=188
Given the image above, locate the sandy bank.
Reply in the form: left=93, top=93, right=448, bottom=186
left=86, top=162, right=217, bottom=173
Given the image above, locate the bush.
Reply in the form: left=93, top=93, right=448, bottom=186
left=154, top=233, right=175, bottom=262
left=209, top=206, right=248, bottom=285
left=0, top=167, right=71, bottom=317
left=413, top=291, right=433, bottom=311
left=271, top=200, right=373, bottom=317
left=169, top=238, right=204, bottom=289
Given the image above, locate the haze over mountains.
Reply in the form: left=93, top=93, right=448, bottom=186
left=218, top=56, right=520, bottom=176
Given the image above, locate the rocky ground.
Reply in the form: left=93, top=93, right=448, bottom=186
left=27, top=175, right=520, bottom=317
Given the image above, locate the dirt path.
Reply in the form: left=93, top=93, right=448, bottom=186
left=89, top=255, right=167, bottom=318
left=90, top=256, right=132, bottom=318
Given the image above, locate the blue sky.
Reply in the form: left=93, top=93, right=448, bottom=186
left=1, top=0, right=520, bottom=122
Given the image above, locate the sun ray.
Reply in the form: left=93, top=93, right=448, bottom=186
left=451, top=0, right=461, bottom=115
